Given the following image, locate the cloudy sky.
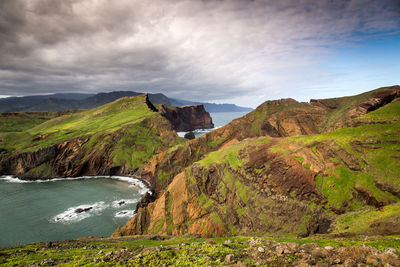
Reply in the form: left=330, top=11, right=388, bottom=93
left=1, top=0, right=400, bottom=107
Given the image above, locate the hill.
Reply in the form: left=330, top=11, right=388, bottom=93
left=113, top=85, right=400, bottom=238
left=0, top=95, right=185, bottom=178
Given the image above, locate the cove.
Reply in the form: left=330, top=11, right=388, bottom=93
left=0, top=176, right=148, bottom=247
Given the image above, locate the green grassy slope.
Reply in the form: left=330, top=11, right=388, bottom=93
left=0, top=95, right=184, bottom=177
left=0, top=112, right=70, bottom=132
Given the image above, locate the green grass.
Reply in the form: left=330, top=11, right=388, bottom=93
left=1, top=235, right=399, bottom=266
left=363, top=99, right=400, bottom=122
left=0, top=112, right=65, bottom=132
left=293, top=155, right=304, bottom=163
left=288, top=101, right=400, bottom=212
left=334, top=203, right=400, bottom=235
left=0, top=95, right=157, bottom=153
left=198, top=140, right=246, bottom=168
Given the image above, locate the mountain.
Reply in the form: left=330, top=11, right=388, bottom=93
left=0, top=91, right=251, bottom=113
left=171, top=98, right=253, bottom=112
left=0, top=95, right=212, bottom=179
left=113, top=85, right=400, bottom=238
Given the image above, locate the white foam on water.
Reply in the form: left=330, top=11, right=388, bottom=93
left=111, top=199, right=138, bottom=208
left=0, top=175, right=150, bottom=194
left=177, top=126, right=222, bottom=138
left=114, top=210, right=134, bottom=218
left=0, top=175, right=30, bottom=183
left=51, top=201, right=108, bottom=223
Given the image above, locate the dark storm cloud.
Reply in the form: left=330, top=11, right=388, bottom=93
left=0, top=0, right=399, bottom=105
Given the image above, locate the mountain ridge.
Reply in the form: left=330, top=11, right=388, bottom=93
left=0, top=91, right=252, bottom=113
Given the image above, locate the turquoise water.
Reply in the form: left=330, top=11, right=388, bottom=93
left=0, top=176, right=148, bottom=247
left=177, top=111, right=249, bottom=138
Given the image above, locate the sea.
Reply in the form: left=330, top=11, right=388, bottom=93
left=177, top=111, right=248, bottom=138
left=0, top=111, right=249, bottom=247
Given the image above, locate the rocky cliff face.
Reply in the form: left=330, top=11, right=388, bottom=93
left=115, top=85, right=400, bottom=238
left=159, top=104, right=214, bottom=131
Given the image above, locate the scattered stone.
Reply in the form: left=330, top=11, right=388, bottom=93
left=235, top=261, right=248, bottom=267
left=257, top=247, right=265, bottom=253
left=98, top=250, right=103, bottom=254
left=344, top=258, right=356, bottom=267
left=366, top=255, right=380, bottom=266
left=276, top=246, right=285, bottom=256
left=286, top=242, right=299, bottom=252
left=310, top=248, right=329, bottom=259
left=385, top=247, right=398, bottom=254
left=39, top=259, right=54, bottom=266
left=225, top=254, right=234, bottom=263
left=324, top=246, right=334, bottom=251
left=224, top=239, right=232, bottom=245
left=283, top=247, right=291, bottom=254
left=93, top=257, right=101, bottom=263
left=248, top=237, right=256, bottom=247
left=333, top=258, right=342, bottom=264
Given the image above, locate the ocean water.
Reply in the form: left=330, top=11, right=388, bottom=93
left=0, top=176, right=148, bottom=247
left=177, top=111, right=249, bottom=138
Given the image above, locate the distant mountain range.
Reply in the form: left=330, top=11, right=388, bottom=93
left=0, top=91, right=252, bottom=113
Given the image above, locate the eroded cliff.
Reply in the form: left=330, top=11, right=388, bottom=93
left=115, top=86, right=400, bottom=238
left=159, top=104, right=214, bottom=131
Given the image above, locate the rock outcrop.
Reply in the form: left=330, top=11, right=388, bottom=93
left=115, top=138, right=334, bottom=237
left=159, top=104, right=214, bottom=131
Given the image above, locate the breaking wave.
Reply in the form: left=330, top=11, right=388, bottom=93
left=51, top=202, right=108, bottom=223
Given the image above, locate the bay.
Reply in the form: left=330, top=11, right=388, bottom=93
left=0, top=176, right=148, bottom=247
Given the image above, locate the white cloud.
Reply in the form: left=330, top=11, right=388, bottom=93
left=0, top=0, right=399, bottom=107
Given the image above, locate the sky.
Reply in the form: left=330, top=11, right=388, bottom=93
left=0, top=0, right=399, bottom=108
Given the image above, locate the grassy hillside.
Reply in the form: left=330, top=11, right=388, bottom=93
left=137, top=86, right=400, bottom=194
left=0, top=95, right=184, bottom=178
left=117, top=86, right=400, bottom=238
left=0, top=111, right=72, bottom=132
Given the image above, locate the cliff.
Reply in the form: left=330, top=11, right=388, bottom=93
left=115, top=85, right=400, bottom=238
left=159, top=104, right=214, bottom=131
